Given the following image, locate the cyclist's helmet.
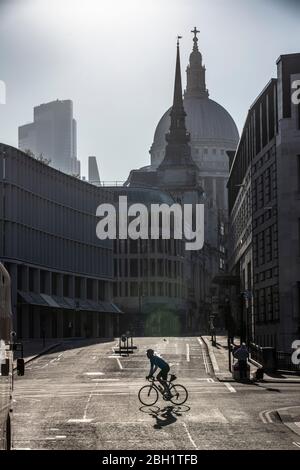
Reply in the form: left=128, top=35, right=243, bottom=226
left=146, top=349, right=154, bottom=358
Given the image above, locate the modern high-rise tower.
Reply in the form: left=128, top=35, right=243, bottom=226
left=18, top=99, right=80, bottom=176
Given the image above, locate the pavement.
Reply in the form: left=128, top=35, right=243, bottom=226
left=202, top=335, right=300, bottom=383
left=13, top=339, right=62, bottom=366
left=12, top=336, right=300, bottom=450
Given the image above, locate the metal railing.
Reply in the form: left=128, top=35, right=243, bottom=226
left=249, top=342, right=264, bottom=366
left=276, top=351, right=300, bottom=372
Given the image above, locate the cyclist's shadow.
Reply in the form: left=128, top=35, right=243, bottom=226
left=149, top=405, right=186, bottom=429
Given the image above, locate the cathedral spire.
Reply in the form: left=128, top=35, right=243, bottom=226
left=168, top=36, right=188, bottom=142
left=158, top=38, right=197, bottom=170
left=184, top=27, right=209, bottom=99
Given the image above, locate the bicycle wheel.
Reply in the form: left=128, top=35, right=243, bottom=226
left=138, top=385, right=159, bottom=406
left=169, top=384, right=188, bottom=405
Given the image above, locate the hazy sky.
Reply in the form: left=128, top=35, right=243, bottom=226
left=0, top=0, right=300, bottom=181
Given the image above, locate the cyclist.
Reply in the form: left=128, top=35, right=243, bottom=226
left=146, top=349, right=170, bottom=396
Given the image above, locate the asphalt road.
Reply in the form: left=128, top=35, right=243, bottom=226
left=12, top=337, right=300, bottom=450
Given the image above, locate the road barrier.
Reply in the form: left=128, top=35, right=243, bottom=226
left=114, top=332, right=137, bottom=356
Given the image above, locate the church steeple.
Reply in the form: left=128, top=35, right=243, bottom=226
left=167, top=37, right=190, bottom=147
left=158, top=37, right=196, bottom=170
left=184, top=27, right=209, bottom=99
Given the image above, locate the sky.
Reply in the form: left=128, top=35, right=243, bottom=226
left=0, top=0, right=300, bottom=181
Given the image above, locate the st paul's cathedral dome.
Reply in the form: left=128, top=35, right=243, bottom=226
left=149, top=28, right=239, bottom=171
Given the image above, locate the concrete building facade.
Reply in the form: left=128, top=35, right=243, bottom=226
left=110, top=187, right=188, bottom=336
left=228, top=53, right=300, bottom=352
left=0, top=143, right=121, bottom=339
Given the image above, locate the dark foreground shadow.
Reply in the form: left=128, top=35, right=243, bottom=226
left=139, top=404, right=190, bottom=429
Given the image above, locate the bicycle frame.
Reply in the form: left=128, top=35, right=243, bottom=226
left=147, top=376, right=173, bottom=396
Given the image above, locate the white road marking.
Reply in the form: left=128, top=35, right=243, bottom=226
left=260, top=405, right=300, bottom=424
left=55, top=435, right=66, bottom=439
left=85, top=372, right=105, bottom=376
left=183, top=422, right=198, bottom=450
left=14, top=448, right=31, bottom=450
left=259, top=411, right=268, bottom=423
left=91, top=378, right=120, bottom=382
left=197, top=338, right=209, bottom=373
left=293, top=442, right=300, bottom=449
left=83, top=382, right=98, bottom=419
left=224, top=382, right=236, bottom=393
left=196, top=378, right=215, bottom=382
left=259, top=410, right=274, bottom=423
left=68, top=418, right=93, bottom=423
left=201, top=348, right=209, bottom=373
left=186, top=344, right=190, bottom=362
left=116, top=358, right=123, bottom=370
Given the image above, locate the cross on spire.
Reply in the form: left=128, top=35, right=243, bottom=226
left=191, top=27, right=200, bottom=51
left=191, top=27, right=200, bottom=38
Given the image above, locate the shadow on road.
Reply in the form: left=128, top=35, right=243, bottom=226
left=139, top=404, right=190, bottom=429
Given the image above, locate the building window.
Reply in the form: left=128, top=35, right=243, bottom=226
left=150, top=282, right=155, bottom=296
left=130, top=282, right=138, bottom=296
left=265, top=227, right=272, bottom=262
left=98, top=281, right=105, bottom=300
left=158, top=259, right=164, bottom=276
left=264, top=167, right=271, bottom=203
left=87, top=279, right=93, bottom=299
left=63, top=275, right=70, bottom=297
left=259, top=289, right=266, bottom=323
left=40, top=270, right=46, bottom=293
left=130, top=259, right=138, bottom=277
left=258, top=232, right=265, bottom=266
left=272, top=285, right=280, bottom=320
left=158, top=239, right=164, bottom=253
left=266, top=287, right=273, bottom=321
left=143, top=282, right=148, bottom=296
left=130, top=239, right=138, bottom=254
left=158, top=282, right=164, bottom=296
left=258, top=175, right=264, bottom=209
left=113, top=282, right=118, bottom=297
left=75, top=277, right=81, bottom=298
left=29, top=268, right=34, bottom=292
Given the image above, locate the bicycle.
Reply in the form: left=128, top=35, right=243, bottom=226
left=138, top=374, right=188, bottom=406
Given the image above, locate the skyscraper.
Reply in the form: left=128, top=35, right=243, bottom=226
left=88, top=156, right=101, bottom=186
left=18, top=99, right=80, bottom=176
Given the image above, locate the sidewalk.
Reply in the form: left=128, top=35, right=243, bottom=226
left=277, top=406, right=300, bottom=437
left=202, top=335, right=300, bottom=383
left=13, top=339, right=61, bottom=367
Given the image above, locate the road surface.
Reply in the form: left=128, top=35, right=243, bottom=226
left=13, top=337, right=300, bottom=450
